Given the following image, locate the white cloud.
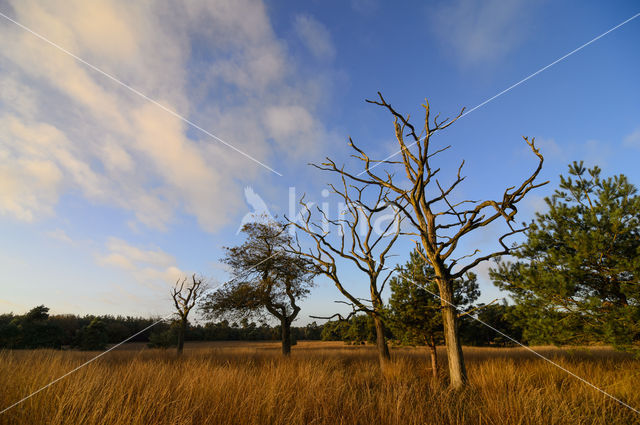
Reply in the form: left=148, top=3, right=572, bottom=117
left=46, top=228, right=73, bottom=244
left=98, top=237, right=183, bottom=289
left=582, top=139, right=612, bottom=167
left=623, top=127, right=640, bottom=148
left=472, top=260, right=493, bottom=283
left=0, top=74, right=38, bottom=117
left=534, top=138, right=564, bottom=161
left=0, top=114, right=108, bottom=219
left=350, top=0, right=379, bottom=16
left=430, top=0, right=535, bottom=66
left=102, top=237, right=175, bottom=269
left=0, top=156, right=63, bottom=221
left=519, top=137, right=611, bottom=167
left=523, top=194, right=548, bottom=215
left=0, top=298, right=28, bottom=311
left=294, top=15, right=335, bottom=60
left=100, top=139, right=135, bottom=174
left=0, top=0, right=333, bottom=231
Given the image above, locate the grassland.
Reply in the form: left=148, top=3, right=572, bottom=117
left=1, top=341, right=639, bottom=424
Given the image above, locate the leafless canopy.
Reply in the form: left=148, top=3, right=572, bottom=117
left=314, top=92, right=547, bottom=279
left=172, top=274, right=206, bottom=321
left=171, top=274, right=207, bottom=355
left=288, top=177, right=400, bottom=318
left=287, top=174, right=402, bottom=364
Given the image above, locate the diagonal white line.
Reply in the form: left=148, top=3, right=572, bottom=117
left=0, top=10, right=283, bottom=177
left=413, top=279, right=640, bottom=415
left=358, top=11, right=640, bottom=176
left=0, top=252, right=281, bottom=415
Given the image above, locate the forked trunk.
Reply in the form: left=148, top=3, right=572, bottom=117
left=439, top=281, right=467, bottom=388
left=281, top=318, right=292, bottom=356
left=373, top=315, right=391, bottom=367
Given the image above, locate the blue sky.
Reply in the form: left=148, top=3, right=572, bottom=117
left=0, top=0, right=639, bottom=323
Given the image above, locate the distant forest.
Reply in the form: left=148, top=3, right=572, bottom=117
left=2, top=302, right=526, bottom=351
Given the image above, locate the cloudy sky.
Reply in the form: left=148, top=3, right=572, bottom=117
left=0, top=0, right=639, bottom=322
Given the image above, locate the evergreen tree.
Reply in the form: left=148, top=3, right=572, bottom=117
left=491, top=162, right=640, bottom=349
left=320, top=320, right=351, bottom=341
left=0, top=313, right=19, bottom=348
left=76, top=318, right=109, bottom=350
left=17, top=305, right=63, bottom=349
left=343, top=315, right=376, bottom=344
left=147, top=321, right=179, bottom=349
left=458, top=301, right=524, bottom=346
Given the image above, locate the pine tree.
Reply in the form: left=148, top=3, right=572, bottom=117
left=491, top=162, right=640, bottom=349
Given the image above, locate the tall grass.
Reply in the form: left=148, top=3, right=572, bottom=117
left=1, top=342, right=639, bottom=424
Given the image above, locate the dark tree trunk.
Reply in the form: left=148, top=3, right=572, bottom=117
left=177, top=319, right=186, bottom=356
left=281, top=318, right=292, bottom=356
left=373, top=315, right=390, bottom=366
left=439, top=277, right=467, bottom=388
left=428, top=335, right=438, bottom=380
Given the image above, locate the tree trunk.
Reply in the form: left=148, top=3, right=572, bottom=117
left=281, top=318, right=292, bottom=356
left=439, top=280, right=467, bottom=388
left=177, top=319, right=186, bottom=356
left=428, top=335, right=438, bottom=380
left=373, top=315, right=391, bottom=366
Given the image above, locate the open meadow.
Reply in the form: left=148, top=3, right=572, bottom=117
left=1, top=341, right=639, bottom=425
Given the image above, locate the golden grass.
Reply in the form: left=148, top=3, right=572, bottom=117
left=1, top=342, right=639, bottom=424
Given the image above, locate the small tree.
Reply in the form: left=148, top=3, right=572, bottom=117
left=171, top=274, right=206, bottom=356
left=491, top=162, right=640, bottom=349
left=201, top=222, right=314, bottom=356
left=388, top=248, right=479, bottom=378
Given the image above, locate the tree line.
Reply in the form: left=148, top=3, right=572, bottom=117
left=0, top=306, right=324, bottom=350
left=0, top=301, right=524, bottom=352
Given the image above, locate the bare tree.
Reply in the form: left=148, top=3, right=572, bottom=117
left=171, top=274, right=206, bottom=356
left=313, top=92, right=547, bottom=387
left=287, top=178, right=400, bottom=367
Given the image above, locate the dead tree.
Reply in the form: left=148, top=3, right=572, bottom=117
left=171, top=274, right=206, bottom=356
left=314, top=92, right=547, bottom=388
left=287, top=178, right=400, bottom=367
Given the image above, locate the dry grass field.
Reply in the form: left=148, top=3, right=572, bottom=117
left=1, top=341, right=639, bottom=424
